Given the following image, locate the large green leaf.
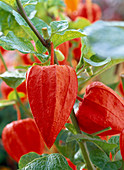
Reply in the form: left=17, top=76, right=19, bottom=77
left=0, top=31, right=35, bottom=53
left=0, top=70, right=26, bottom=88
left=51, top=29, right=86, bottom=48
left=19, top=152, right=41, bottom=169
left=85, top=20, right=124, bottom=59
left=19, top=153, right=72, bottom=170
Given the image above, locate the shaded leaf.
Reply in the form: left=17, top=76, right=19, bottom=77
left=103, top=161, right=122, bottom=170
left=0, top=70, right=26, bottom=88
left=55, top=130, right=79, bottom=164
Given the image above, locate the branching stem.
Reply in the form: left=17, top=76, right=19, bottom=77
left=16, top=0, right=49, bottom=48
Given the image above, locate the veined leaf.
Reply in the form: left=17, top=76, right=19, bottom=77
left=52, top=29, right=86, bottom=48
left=19, top=153, right=72, bottom=170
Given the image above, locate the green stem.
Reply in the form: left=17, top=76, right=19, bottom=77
left=70, top=110, right=96, bottom=170
left=0, top=52, right=8, bottom=71
left=76, top=65, right=88, bottom=76
left=16, top=0, right=49, bottom=48
left=14, top=89, right=33, bottom=118
left=91, top=127, right=112, bottom=136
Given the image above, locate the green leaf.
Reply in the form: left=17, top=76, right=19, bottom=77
left=69, top=17, right=91, bottom=30
left=0, top=31, right=35, bottom=53
left=19, top=152, right=41, bottom=169
left=19, top=153, right=72, bottom=170
left=0, top=99, right=16, bottom=107
left=31, top=17, right=51, bottom=36
left=108, top=136, right=120, bottom=158
left=15, top=65, right=31, bottom=70
left=85, top=20, right=124, bottom=59
left=84, top=56, right=111, bottom=67
left=0, top=1, right=14, bottom=12
left=107, top=82, right=119, bottom=90
left=78, top=58, right=124, bottom=88
left=81, top=36, right=95, bottom=59
left=51, top=29, right=86, bottom=48
left=0, top=70, right=26, bottom=88
left=12, top=10, right=50, bottom=41
left=20, top=0, right=38, bottom=6
left=0, top=2, right=28, bottom=37
left=65, top=123, right=77, bottom=135
left=55, top=130, right=80, bottom=164
left=0, top=105, right=18, bottom=136
left=87, top=142, right=109, bottom=169
left=54, top=49, right=65, bottom=61
left=0, top=31, right=48, bottom=62
left=103, top=161, right=122, bottom=170
left=114, top=151, right=122, bottom=161
left=34, top=53, right=49, bottom=63
left=50, top=20, right=68, bottom=35
left=76, top=36, right=94, bottom=71
left=66, top=134, right=117, bottom=153
left=0, top=0, right=16, bottom=9
left=23, top=4, right=36, bottom=19
left=8, top=91, right=25, bottom=100
left=35, top=40, right=46, bottom=54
